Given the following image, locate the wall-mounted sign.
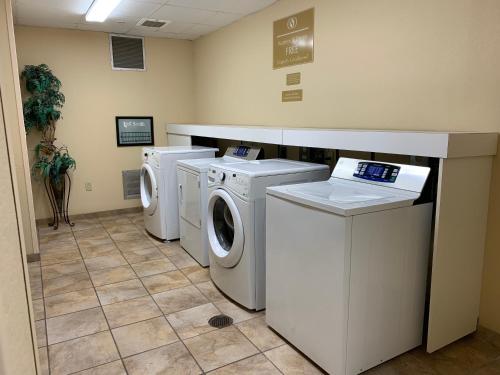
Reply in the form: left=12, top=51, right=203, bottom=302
left=116, top=116, right=154, bottom=147
left=282, top=89, right=303, bottom=102
left=273, top=8, right=314, bottom=69
left=286, top=72, right=301, bottom=85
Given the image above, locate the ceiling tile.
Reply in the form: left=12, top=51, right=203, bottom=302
left=16, top=0, right=93, bottom=14
left=166, top=0, right=275, bottom=14
left=13, top=0, right=277, bottom=39
left=109, top=0, right=162, bottom=22
left=200, top=11, right=242, bottom=27
left=150, top=4, right=215, bottom=24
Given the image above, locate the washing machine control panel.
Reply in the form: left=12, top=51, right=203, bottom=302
left=354, top=162, right=400, bottom=183
left=208, top=168, right=250, bottom=197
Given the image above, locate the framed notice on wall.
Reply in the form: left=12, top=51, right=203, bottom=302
left=116, top=117, right=154, bottom=147
left=273, top=8, right=314, bottom=69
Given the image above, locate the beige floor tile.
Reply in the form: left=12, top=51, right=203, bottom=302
left=36, top=320, right=47, bottom=347
left=30, top=276, right=43, bottom=299
left=155, top=240, right=183, bottom=253
left=39, top=224, right=73, bottom=235
left=40, top=239, right=78, bottom=254
left=45, top=288, right=100, bottom=318
left=141, top=270, right=191, bottom=294
left=166, top=303, right=220, bottom=339
left=77, top=236, right=113, bottom=249
left=131, top=258, right=177, bottom=277
left=102, top=296, right=162, bottom=329
left=105, top=223, right=140, bottom=234
left=264, top=344, right=322, bottom=375
left=236, top=316, right=285, bottom=351
left=89, top=265, right=137, bottom=287
left=168, top=252, right=198, bottom=269
left=46, top=307, right=108, bottom=345
left=208, top=354, right=281, bottom=374
left=70, top=220, right=103, bottom=232
left=110, top=230, right=145, bottom=242
left=41, top=249, right=82, bottom=266
left=96, top=279, right=148, bottom=305
left=195, top=281, right=226, bottom=302
left=112, top=316, right=178, bottom=357
left=39, top=231, right=74, bottom=244
left=80, top=242, right=119, bottom=259
left=38, top=346, right=49, bottom=375
left=84, top=253, right=128, bottom=272
left=74, top=227, right=110, bottom=241
left=184, top=326, right=259, bottom=372
left=181, top=265, right=211, bottom=284
left=74, top=360, right=126, bottom=374
left=42, top=259, right=87, bottom=280
left=115, top=238, right=157, bottom=252
left=215, top=300, right=262, bottom=323
left=123, top=341, right=201, bottom=375
left=33, top=298, right=45, bottom=321
left=152, top=285, right=208, bottom=314
left=122, top=248, right=165, bottom=264
left=43, top=272, right=92, bottom=297
left=49, top=331, right=120, bottom=375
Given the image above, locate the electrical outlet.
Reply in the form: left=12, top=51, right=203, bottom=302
left=85, top=182, right=92, bottom=191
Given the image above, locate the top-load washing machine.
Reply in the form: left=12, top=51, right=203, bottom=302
left=206, top=159, right=330, bottom=310
left=265, top=158, right=433, bottom=375
left=176, top=145, right=261, bottom=267
left=141, top=146, right=217, bottom=240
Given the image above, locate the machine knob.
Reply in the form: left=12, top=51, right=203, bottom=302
left=218, top=172, right=226, bottom=182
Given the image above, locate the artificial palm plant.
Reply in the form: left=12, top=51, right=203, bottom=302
left=21, top=64, right=76, bottom=228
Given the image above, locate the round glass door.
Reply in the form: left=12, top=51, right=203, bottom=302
left=207, top=189, right=244, bottom=268
left=141, top=163, right=157, bottom=215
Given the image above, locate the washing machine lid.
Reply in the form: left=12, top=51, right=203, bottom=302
left=145, top=146, right=219, bottom=155
left=177, top=156, right=245, bottom=173
left=267, top=179, right=419, bottom=216
left=217, top=159, right=329, bottom=177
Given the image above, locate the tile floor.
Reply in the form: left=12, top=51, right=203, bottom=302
left=29, top=211, right=500, bottom=374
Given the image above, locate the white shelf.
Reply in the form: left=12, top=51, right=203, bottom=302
left=166, top=124, right=497, bottom=158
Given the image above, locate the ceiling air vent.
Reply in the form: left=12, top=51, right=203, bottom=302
left=137, top=18, right=170, bottom=29
left=110, top=34, right=145, bottom=71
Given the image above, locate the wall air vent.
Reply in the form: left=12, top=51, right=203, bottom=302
left=137, top=18, right=170, bottom=28
left=122, top=170, right=140, bottom=199
left=110, top=34, right=145, bottom=71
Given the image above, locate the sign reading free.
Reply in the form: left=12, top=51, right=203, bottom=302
left=273, top=8, right=314, bottom=69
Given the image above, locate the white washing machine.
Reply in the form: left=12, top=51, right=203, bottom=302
left=140, top=146, right=217, bottom=240
left=206, top=159, right=330, bottom=310
left=176, top=146, right=261, bottom=267
left=266, top=158, right=433, bottom=375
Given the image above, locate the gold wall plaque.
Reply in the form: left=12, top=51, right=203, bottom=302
left=273, top=8, right=314, bottom=69
left=286, top=72, right=301, bottom=85
left=282, top=89, right=303, bottom=102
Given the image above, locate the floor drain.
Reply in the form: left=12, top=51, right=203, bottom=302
left=208, top=314, right=233, bottom=329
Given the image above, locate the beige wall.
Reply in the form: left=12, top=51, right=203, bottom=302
left=15, top=26, right=195, bottom=219
left=192, top=0, right=500, bottom=331
left=0, top=0, right=39, bottom=372
left=0, top=2, right=37, bottom=254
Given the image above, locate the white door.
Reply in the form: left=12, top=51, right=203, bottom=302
left=140, top=163, right=158, bottom=216
left=178, top=168, right=201, bottom=228
left=207, top=189, right=244, bottom=268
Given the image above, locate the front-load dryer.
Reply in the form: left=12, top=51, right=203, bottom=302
left=206, top=159, right=330, bottom=310
left=176, top=146, right=261, bottom=267
left=141, top=146, right=217, bottom=240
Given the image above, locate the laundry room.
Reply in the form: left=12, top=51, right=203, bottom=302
left=1, top=1, right=500, bottom=374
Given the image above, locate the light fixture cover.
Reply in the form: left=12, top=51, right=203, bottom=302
left=86, top=0, right=123, bottom=23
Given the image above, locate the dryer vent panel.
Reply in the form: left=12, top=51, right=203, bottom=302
left=110, top=35, right=145, bottom=71
left=122, top=170, right=141, bottom=199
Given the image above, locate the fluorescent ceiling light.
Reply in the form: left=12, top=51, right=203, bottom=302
left=86, top=0, right=123, bottom=22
